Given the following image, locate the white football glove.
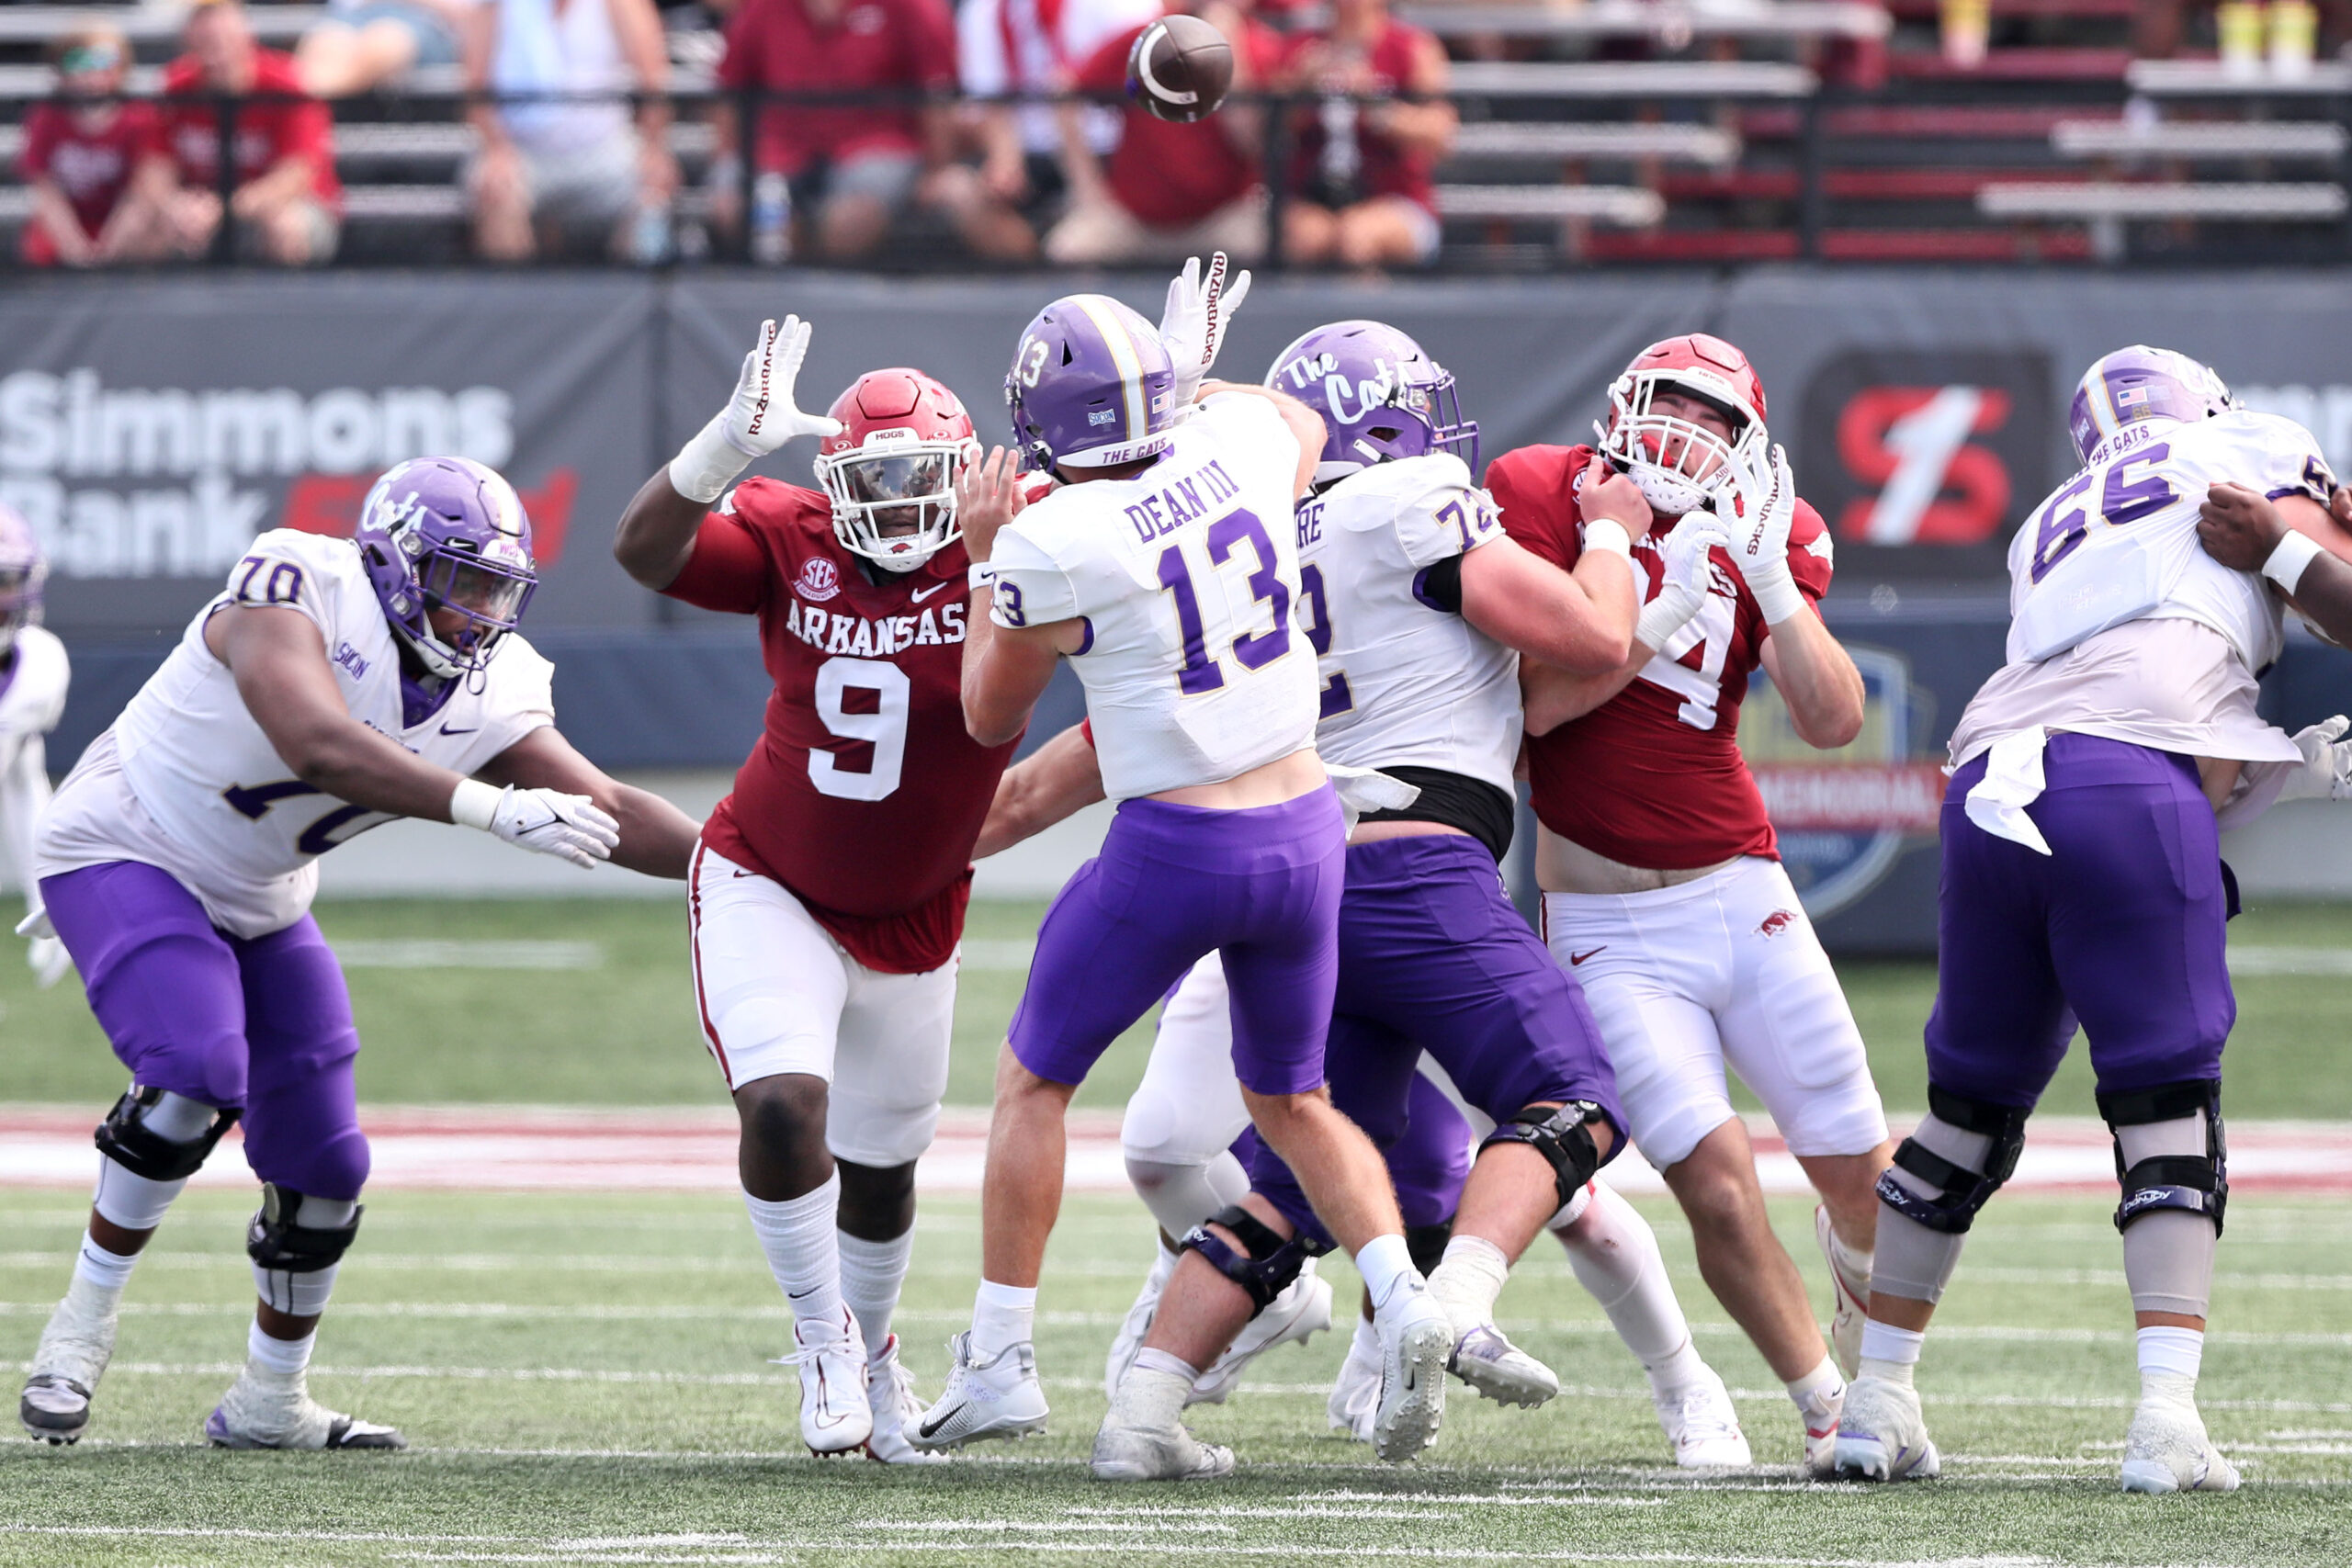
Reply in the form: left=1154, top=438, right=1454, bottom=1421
left=450, top=781, right=621, bottom=870
left=668, top=315, right=844, bottom=504
left=2278, top=715, right=2352, bottom=802
left=27, top=933, right=69, bottom=989
left=1635, top=513, right=1729, bottom=651
left=1159, top=252, right=1251, bottom=408
left=1718, top=440, right=1806, bottom=625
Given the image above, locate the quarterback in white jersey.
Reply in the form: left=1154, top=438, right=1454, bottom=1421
left=0, top=503, right=71, bottom=987
left=1839, top=347, right=2352, bottom=1495
left=19, top=457, right=700, bottom=1454
left=918, top=265, right=1450, bottom=1470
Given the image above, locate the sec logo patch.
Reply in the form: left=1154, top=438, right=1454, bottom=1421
left=796, top=558, right=841, bottom=603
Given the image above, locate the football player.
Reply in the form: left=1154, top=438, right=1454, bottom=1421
left=1838, top=348, right=2352, bottom=1493
left=917, top=267, right=1456, bottom=1461
left=1491, top=334, right=1891, bottom=1470
left=0, top=503, right=73, bottom=988
left=19, top=457, right=700, bottom=1450
left=612, top=321, right=1013, bottom=1462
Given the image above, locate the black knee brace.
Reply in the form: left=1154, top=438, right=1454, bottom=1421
left=1874, top=1086, right=2030, bottom=1235
left=1405, top=1218, right=1455, bottom=1279
left=1180, top=1205, right=1329, bottom=1313
left=2099, top=1079, right=2227, bottom=1237
left=246, top=1183, right=363, bottom=1274
left=94, top=1085, right=240, bottom=1182
left=1480, top=1101, right=1604, bottom=1211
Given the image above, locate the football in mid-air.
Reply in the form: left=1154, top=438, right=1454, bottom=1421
left=1126, top=14, right=1234, bottom=124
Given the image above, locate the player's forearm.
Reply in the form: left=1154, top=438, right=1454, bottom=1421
left=2287, top=550, right=2352, bottom=648
left=974, top=723, right=1105, bottom=858
left=613, top=468, right=707, bottom=591
left=600, top=782, right=701, bottom=878
left=961, top=598, right=1039, bottom=747
left=1521, top=646, right=1646, bottom=737
left=1760, top=612, right=1865, bottom=750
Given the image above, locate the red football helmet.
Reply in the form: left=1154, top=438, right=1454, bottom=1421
left=812, top=369, right=981, bottom=569
left=1596, top=333, right=1769, bottom=518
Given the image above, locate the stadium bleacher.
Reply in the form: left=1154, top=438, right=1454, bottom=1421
left=2, top=0, right=2346, bottom=269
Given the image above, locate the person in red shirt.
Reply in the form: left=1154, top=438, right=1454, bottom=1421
left=19, top=27, right=174, bottom=267
left=613, top=317, right=1034, bottom=1463
left=1275, top=0, right=1453, bottom=269
left=1045, top=1, right=1281, bottom=265
left=1489, top=333, right=1894, bottom=1473
left=712, top=0, right=1030, bottom=262
left=147, top=0, right=342, bottom=265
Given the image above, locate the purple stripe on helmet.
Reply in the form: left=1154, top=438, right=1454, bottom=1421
left=2067, top=345, right=2235, bottom=466
left=1005, top=293, right=1177, bottom=472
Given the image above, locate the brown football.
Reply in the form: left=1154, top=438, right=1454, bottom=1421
left=1125, top=14, right=1235, bottom=124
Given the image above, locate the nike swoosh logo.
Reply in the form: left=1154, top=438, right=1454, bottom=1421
left=916, top=1410, right=954, bottom=1439
left=910, top=581, right=950, bottom=604
left=1570, top=947, right=1606, bottom=966
left=439, top=724, right=479, bottom=737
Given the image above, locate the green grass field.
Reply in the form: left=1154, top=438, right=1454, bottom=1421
left=4, top=896, right=2351, bottom=1566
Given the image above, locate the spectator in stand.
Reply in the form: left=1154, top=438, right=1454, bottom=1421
left=295, top=0, right=470, bottom=97
left=1046, top=0, right=1279, bottom=265
left=956, top=0, right=1161, bottom=231
left=713, top=0, right=1033, bottom=262
left=463, top=0, right=680, bottom=262
left=1276, top=0, right=1453, bottom=270
left=149, top=0, right=343, bottom=265
left=19, top=27, right=174, bottom=267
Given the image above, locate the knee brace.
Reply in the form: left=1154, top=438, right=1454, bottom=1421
left=1180, top=1205, right=1329, bottom=1313
left=1874, top=1086, right=2029, bottom=1235
left=246, top=1182, right=362, bottom=1276
left=2100, top=1080, right=2226, bottom=1237
left=1480, top=1101, right=1604, bottom=1211
left=95, top=1084, right=239, bottom=1182
left=1405, top=1218, right=1455, bottom=1279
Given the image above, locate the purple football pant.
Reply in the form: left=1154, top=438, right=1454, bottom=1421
left=1248, top=834, right=1624, bottom=1247
left=41, top=862, right=370, bottom=1201
left=1393, top=1072, right=1473, bottom=1231
left=1009, top=786, right=1345, bottom=1097
left=1928, top=733, right=2233, bottom=1110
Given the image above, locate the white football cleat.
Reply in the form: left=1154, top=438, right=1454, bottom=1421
left=1372, top=1283, right=1453, bottom=1463
left=1447, top=1322, right=1559, bottom=1408
left=784, top=1307, right=872, bottom=1457
left=2120, top=1386, right=2241, bottom=1495
left=1189, top=1262, right=1333, bottom=1405
left=205, top=1366, right=405, bottom=1450
left=20, top=1276, right=119, bottom=1445
left=909, top=1334, right=1050, bottom=1451
left=862, top=1336, right=946, bottom=1465
left=1814, top=1207, right=1867, bottom=1382
left=1833, top=1374, right=1939, bottom=1482
left=1091, top=1404, right=1236, bottom=1482
left=1102, top=1245, right=1177, bottom=1400
left=1652, top=1365, right=1751, bottom=1469
left=1328, top=1316, right=1380, bottom=1442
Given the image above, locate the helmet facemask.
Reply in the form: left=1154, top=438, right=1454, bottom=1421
left=403, top=539, right=536, bottom=680
left=1598, top=374, right=1763, bottom=519
left=817, top=434, right=975, bottom=570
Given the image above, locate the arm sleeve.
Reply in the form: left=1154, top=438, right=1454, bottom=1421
left=1788, top=500, right=1835, bottom=604
left=657, top=506, right=772, bottom=615
left=989, top=525, right=1083, bottom=628
left=1486, top=451, right=1577, bottom=570
left=224, top=538, right=338, bottom=635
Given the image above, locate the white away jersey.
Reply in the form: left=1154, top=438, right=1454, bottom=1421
left=0, top=626, right=69, bottom=900
left=37, top=530, right=554, bottom=937
left=1295, top=454, right=1520, bottom=795
left=2006, top=409, right=2334, bottom=672
left=991, top=393, right=1317, bottom=799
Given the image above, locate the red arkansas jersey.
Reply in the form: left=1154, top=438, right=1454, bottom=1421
left=1488, top=444, right=1834, bottom=870
left=660, top=478, right=1018, bottom=973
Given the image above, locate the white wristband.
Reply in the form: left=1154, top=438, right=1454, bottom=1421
left=1747, top=561, right=1808, bottom=626
left=1581, top=519, right=1633, bottom=561
left=968, top=562, right=998, bottom=593
left=450, top=778, right=503, bottom=832
left=667, top=414, right=758, bottom=506
left=2262, top=529, right=2324, bottom=594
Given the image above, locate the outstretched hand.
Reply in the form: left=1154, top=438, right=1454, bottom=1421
left=1160, top=252, right=1251, bottom=407
left=956, top=446, right=1028, bottom=565
left=668, top=314, right=844, bottom=504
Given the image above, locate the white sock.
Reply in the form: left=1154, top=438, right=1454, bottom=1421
left=1353, top=1233, right=1419, bottom=1312
left=1429, top=1235, right=1510, bottom=1325
left=837, top=1227, right=912, bottom=1358
left=1785, top=1353, right=1844, bottom=1418
left=74, top=1233, right=136, bottom=1293
left=246, top=1320, right=314, bottom=1378
left=743, top=1174, right=844, bottom=1337
left=971, top=1280, right=1036, bottom=1359
left=2137, top=1325, right=2203, bottom=1392
left=1859, top=1320, right=1925, bottom=1388
left=1557, top=1184, right=1702, bottom=1386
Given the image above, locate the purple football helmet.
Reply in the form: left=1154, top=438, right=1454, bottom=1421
left=0, top=502, right=46, bottom=656
left=1005, top=293, right=1176, bottom=472
left=1265, top=320, right=1478, bottom=485
left=2068, top=345, right=2237, bottom=466
left=354, top=457, right=537, bottom=681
